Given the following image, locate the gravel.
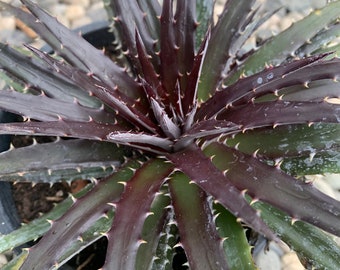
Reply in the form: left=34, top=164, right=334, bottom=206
left=0, top=0, right=339, bottom=269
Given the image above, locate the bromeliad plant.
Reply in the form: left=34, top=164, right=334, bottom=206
left=0, top=0, right=340, bottom=269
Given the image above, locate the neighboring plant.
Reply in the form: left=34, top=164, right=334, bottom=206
left=0, top=0, right=339, bottom=269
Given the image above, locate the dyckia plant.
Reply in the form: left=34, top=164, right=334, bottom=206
left=0, top=0, right=340, bottom=269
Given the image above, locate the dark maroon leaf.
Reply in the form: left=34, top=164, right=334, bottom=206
left=220, top=100, right=340, bottom=129
left=197, top=53, right=332, bottom=119
left=0, top=120, right=125, bottom=141
left=167, top=144, right=279, bottom=242
left=205, top=142, right=340, bottom=237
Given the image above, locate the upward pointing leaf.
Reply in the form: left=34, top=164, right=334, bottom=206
left=225, top=1, right=340, bottom=84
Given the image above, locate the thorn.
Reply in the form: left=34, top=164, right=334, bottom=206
left=222, top=169, right=229, bottom=176
left=250, top=198, right=259, bottom=205
left=291, top=217, right=299, bottom=225
left=107, top=202, right=116, bottom=207
left=240, top=189, right=248, bottom=196
left=274, top=158, right=283, bottom=169
left=309, top=152, right=316, bottom=162
left=252, top=149, right=260, bottom=158
left=236, top=217, right=243, bottom=223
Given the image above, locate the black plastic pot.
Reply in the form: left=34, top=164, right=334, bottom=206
left=0, top=112, right=20, bottom=235
left=0, top=21, right=114, bottom=267
left=0, top=111, right=22, bottom=254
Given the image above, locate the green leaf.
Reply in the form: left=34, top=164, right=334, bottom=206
left=225, top=1, right=340, bottom=84
left=169, top=172, right=229, bottom=269
left=281, top=150, right=340, bottom=175
left=151, top=208, right=178, bottom=270
left=0, top=183, right=93, bottom=253
left=195, top=0, right=213, bottom=49
left=0, top=139, right=128, bottom=183
left=205, top=142, right=340, bottom=237
left=214, top=203, right=256, bottom=270
left=253, top=201, right=340, bottom=270
left=198, top=0, right=255, bottom=101
left=224, top=123, right=340, bottom=159
left=136, top=186, right=172, bottom=270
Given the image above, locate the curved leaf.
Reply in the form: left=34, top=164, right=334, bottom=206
left=214, top=203, right=256, bottom=270
left=20, top=159, right=142, bottom=270
left=225, top=1, right=340, bottom=84
left=0, top=139, right=127, bottom=182
left=167, top=144, right=278, bottom=242
left=0, top=183, right=93, bottom=253
left=205, top=142, right=340, bottom=237
left=169, top=172, right=229, bottom=270
left=254, top=201, right=340, bottom=270
left=224, top=123, right=340, bottom=159
left=104, top=159, right=173, bottom=270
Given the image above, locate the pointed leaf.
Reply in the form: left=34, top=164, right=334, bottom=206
left=214, top=203, right=256, bottom=270
left=225, top=1, right=340, bottom=84
left=205, top=142, right=340, bottom=237
left=169, top=172, right=229, bottom=270
left=0, top=139, right=127, bottom=182
left=195, top=0, right=213, bottom=49
left=167, top=144, right=278, bottom=242
left=0, top=183, right=93, bottom=253
left=0, top=120, right=125, bottom=141
left=253, top=201, right=340, bottom=269
left=221, top=100, right=340, bottom=129
left=135, top=187, right=172, bottom=270
left=174, top=0, right=196, bottom=93
left=15, top=0, right=141, bottom=96
left=0, top=89, right=113, bottom=123
left=0, top=43, right=100, bottom=108
left=104, top=0, right=160, bottom=70
left=281, top=150, right=340, bottom=175
left=20, top=159, right=142, bottom=270
left=107, top=131, right=173, bottom=153
left=25, top=45, right=158, bottom=133
left=296, top=22, right=340, bottom=57
left=197, top=53, right=332, bottom=119
left=160, top=0, right=180, bottom=106
left=104, top=159, right=173, bottom=270
left=198, top=0, right=255, bottom=101
left=224, top=123, right=340, bottom=159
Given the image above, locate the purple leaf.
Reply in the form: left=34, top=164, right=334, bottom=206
left=205, top=142, right=340, bottom=237
left=0, top=89, right=114, bottom=123
left=220, top=100, right=340, bottom=129
left=0, top=120, right=125, bottom=141
left=167, top=144, right=278, bottom=242
left=197, top=53, right=332, bottom=119
left=104, top=159, right=173, bottom=269
left=159, top=0, right=180, bottom=107
left=169, top=172, right=229, bottom=269
left=20, top=159, right=142, bottom=270
left=17, top=0, right=140, bottom=96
